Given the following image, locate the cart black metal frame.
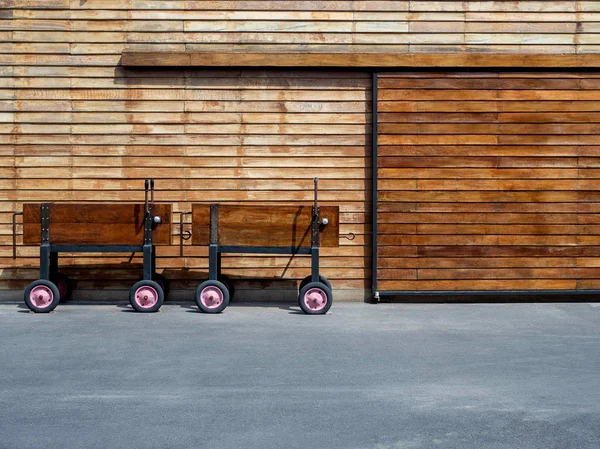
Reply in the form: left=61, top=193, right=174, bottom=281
left=47, top=179, right=155, bottom=284
left=206, top=177, right=326, bottom=285
left=14, top=178, right=163, bottom=297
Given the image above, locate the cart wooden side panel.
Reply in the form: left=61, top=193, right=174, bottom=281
left=191, top=204, right=339, bottom=247
left=22, top=204, right=172, bottom=245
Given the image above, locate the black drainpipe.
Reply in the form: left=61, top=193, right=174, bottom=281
left=371, top=71, right=379, bottom=302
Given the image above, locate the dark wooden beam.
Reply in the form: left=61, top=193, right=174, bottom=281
left=121, top=51, right=600, bottom=68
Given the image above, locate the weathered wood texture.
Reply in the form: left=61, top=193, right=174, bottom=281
left=3, top=64, right=370, bottom=291
left=2, top=0, right=375, bottom=292
left=2, top=1, right=600, bottom=296
left=123, top=52, right=600, bottom=68
left=22, top=203, right=172, bottom=245
left=191, top=204, right=339, bottom=247
left=5, top=1, right=599, bottom=60
left=377, top=72, right=600, bottom=292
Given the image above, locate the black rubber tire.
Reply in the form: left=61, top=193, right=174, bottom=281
left=152, top=272, right=170, bottom=299
left=129, top=280, right=164, bottom=313
left=24, top=279, right=60, bottom=313
left=51, top=272, right=73, bottom=302
left=195, top=279, right=230, bottom=314
left=218, top=274, right=235, bottom=300
left=299, top=275, right=331, bottom=292
left=298, top=281, right=333, bottom=315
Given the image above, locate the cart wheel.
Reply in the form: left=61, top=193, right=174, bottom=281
left=24, top=280, right=60, bottom=313
left=51, top=272, right=73, bottom=302
left=195, top=280, right=230, bottom=314
left=298, top=282, right=333, bottom=315
left=129, top=280, right=164, bottom=313
left=153, top=273, right=170, bottom=299
left=299, top=275, right=331, bottom=292
left=218, top=274, right=235, bottom=300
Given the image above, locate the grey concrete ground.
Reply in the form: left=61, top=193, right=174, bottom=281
left=0, top=302, right=598, bottom=449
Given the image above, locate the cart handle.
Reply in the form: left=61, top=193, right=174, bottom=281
left=144, top=178, right=156, bottom=216
left=144, top=179, right=149, bottom=212
left=313, top=177, right=318, bottom=214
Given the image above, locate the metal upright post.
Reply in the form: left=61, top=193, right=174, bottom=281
left=209, top=204, right=219, bottom=281
left=40, top=203, right=51, bottom=281
left=311, top=178, right=320, bottom=283
left=142, top=179, right=153, bottom=281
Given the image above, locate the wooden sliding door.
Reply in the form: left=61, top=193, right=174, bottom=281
left=376, top=71, right=600, bottom=292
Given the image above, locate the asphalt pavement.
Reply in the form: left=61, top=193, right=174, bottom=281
left=0, top=302, right=599, bottom=449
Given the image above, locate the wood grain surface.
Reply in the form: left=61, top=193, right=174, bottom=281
left=191, top=204, right=339, bottom=247
left=22, top=203, right=172, bottom=245
left=123, top=52, right=600, bottom=68
left=3, top=1, right=600, bottom=295
left=377, top=71, right=600, bottom=292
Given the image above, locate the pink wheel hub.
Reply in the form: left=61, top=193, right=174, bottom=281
left=200, top=286, right=224, bottom=309
left=134, top=285, right=159, bottom=309
left=303, top=287, right=328, bottom=312
left=29, top=285, right=54, bottom=309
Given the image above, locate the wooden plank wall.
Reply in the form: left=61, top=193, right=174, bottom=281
left=1, top=1, right=599, bottom=298
left=1, top=67, right=370, bottom=296
left=377, top=72, right=600, bottom=292
left=3, top=1, right=600, bottom=57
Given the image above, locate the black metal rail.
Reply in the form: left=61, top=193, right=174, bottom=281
left=379, top=290, right=600, bottom=297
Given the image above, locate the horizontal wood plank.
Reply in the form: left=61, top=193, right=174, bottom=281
left=122, top=52, right=600, bottom=68
left=377, top=71, right=600, bottom=293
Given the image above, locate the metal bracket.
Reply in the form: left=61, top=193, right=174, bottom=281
left=143, top=178, right=155, bottom=245
left=12, top=211, right=23, bottom=259
left=175, top=211, right=192, bottom=257
left=41, top=203, right=50, bottom=244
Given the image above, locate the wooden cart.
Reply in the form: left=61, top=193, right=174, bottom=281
left=15, top=179, right=172, bottom=313
left=191, top=178, right=340, bottom=314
